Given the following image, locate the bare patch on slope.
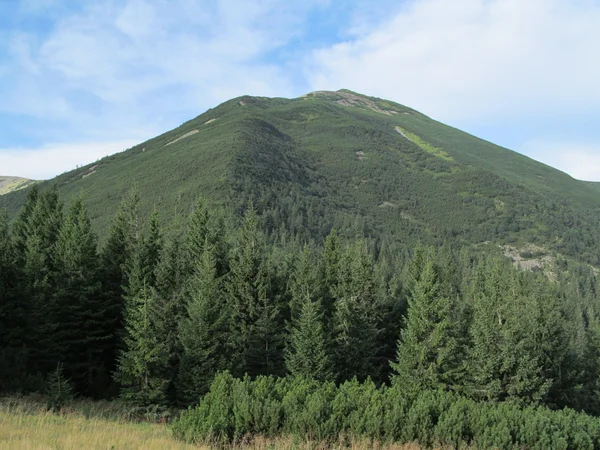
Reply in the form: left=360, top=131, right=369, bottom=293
left=395, top=126, right=453, bottom=162
left=165, top=130, right=199, bottom=147
left=307, top=90, right=400, bottom=115
left=502, top=244, right=557, bottom=281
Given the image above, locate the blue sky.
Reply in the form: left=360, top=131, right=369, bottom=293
left=1, top=0, right=600, bottom=181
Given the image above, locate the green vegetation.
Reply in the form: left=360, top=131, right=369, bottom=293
left=2, top=90, right=599, bottom=266
left=2, top=90, right=600, bottom=448
left=0, top=396, right=198, bottom=450
left=2, top=185, right=600, bottom=447
left=173, top=372, right=600, bottom=449
left=0, top=176, right=34, bottom=195
left=394, top=126, right=453, bottom=161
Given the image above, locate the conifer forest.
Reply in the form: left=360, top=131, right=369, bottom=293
left=3, top=184, right=600, bottom=448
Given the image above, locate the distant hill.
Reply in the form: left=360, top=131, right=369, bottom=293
left=2, top=89, right=599, bottom=264
left=0, top=176, right=34, bottom=196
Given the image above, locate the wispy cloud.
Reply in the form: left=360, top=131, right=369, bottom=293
left=1, top=0, right=330, bottom=177
left=308, top=0, right=600, bottom=122
left=0, top=139, right=140, bottom=180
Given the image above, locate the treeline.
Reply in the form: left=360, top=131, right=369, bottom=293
left=1, top=186, right=600, bottom=416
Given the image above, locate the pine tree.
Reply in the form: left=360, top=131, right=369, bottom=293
left=322, top=229, right=341, bottom=321
left=465, top=258, right=509, bottom=401
left=184, top=199, right=227, bottom=277
left=141, top=209, right=163, bottom=287
left=178, top=244, right=229, bottom=402
left=0, top=210, right=14, bottom=344
left=285, top=297, right=333, bottom=381
left=391, top=260, right=460, bottom=392
left=100, top=189, right=141, bottom=378
left=19, top=187, right=64, bottom=377
left=53, top=198, right=107, bottom=395
left=153, top=237, right=187, bottom=401
left=0, top=210, right=26, bottom=388
left=115, top=280, right=169, bottom=406
left=466, top=258, right=552, bottom=404
left=332, top=241, right=380, bottom=382
left=288, top=245, right=322, bottom=323
left=226, top=208, right=283, bottom=377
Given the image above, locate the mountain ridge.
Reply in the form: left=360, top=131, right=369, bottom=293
left=1, top=89, right=599, bottom=264
left=0, top=176, right=34, bottom=196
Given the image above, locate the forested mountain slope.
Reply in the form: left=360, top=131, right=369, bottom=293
left=2, top=89, right=599, bottom=263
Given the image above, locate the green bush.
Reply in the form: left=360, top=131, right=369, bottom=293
left=172, top=372, right=600, bottom=448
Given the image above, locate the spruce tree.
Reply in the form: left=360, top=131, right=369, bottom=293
left=0, top=210, right=14, bottom=343
left=285, top=297, right=333, bottom=381
left=322, top=229, right=341, bottom=320
left=20, top=187, right=64, bottom=377
left=154, top=237, right=187, bottom=401
left=100, top=189, right=141, bottom=377
left=178, top=244, right=229, bottom=402
left=53, top=198, right=107, bottom=395
left=225, top=208, right=283, bottom=377
left=141, top=209, right=163, bottom=287
left=115, top=280, right=169, bottom=406
left=465, top=258, right=509, bottom=401
left=288, top=245, right=322, bottom=323
left=184, top=199, right=227, bottom=277
left=391, top=260, right=460, bottom=391
left=332, top=241, right=380, bottom=382
left=466, top=258, right=552, bottom=404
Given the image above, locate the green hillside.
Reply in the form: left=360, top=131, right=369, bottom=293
left=2, top=89, right=599, bottom=262
left=0, top=176, right=34, bottom=195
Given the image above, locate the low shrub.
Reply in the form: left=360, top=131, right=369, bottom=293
left=172, top=372, right=600, bottom=449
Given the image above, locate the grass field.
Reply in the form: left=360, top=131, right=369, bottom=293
left=0, top=397, right=198, bottom=450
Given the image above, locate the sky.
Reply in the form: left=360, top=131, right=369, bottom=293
left=1, top=0, right=599, bottom=181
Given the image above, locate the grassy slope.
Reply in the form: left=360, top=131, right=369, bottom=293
left=0, top=177, right=34, bottom=196
left=0, top=398, right=197, bottom=450
left=1, top=90, right=598, bottom=260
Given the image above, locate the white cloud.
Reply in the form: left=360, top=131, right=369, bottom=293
left=0, top=139, right=140, bottom=180
left=1, top=0, right=331, bottom=178
left=308, top=0, right=600, bottom=123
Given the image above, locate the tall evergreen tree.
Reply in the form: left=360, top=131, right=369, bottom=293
left=288, top=245, right=322, bottom=323
left=391, top=260, right=460, bottom=391
left=115, top=280, right=169, bottom=406
left=141, top=209, right=163, bottom=287
left=322, top=229, right=341, bottom=321
left=332, top=241, right=380, bottom=382
left=153, top=237, right=187, bottom=401
left=226, top=208, right=283, bottom=377
left=178, top=243, right=229, bottom=402
left=285, top=297, right=333, bottom=381
left=184, top=199, right=227, bottom=277
left=53, top=198, right=107, bottom=395
left=19, top=187, right=64, bottom=378
left=100, top=189, right=141, bottom=378
left=466, top=259, right=552, bottom=404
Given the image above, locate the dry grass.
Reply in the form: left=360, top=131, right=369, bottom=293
left=0, top=397, right=201, bottom=450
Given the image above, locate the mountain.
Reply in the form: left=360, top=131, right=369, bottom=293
left=1, top=89, right=599, bottom=264
left=0, top=176, right=34, bottom=196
